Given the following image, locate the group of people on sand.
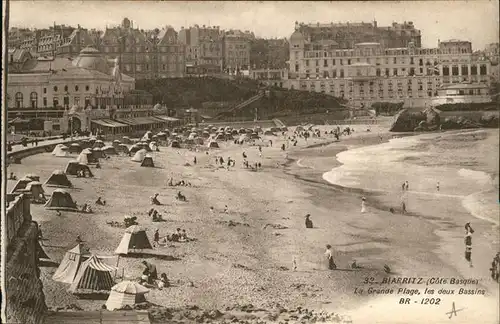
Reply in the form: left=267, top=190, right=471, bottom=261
left=168, top=178, right=192, bottom=187
left=140, top=260, right=170, bottom=289
left=79, top=196, right=106, bottom=214
left=148, top=208, right=164, bottom=222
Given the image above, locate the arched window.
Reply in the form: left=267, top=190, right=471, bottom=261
left=64, top=85, right=68, bottom=92
left=75, top=85, right=79, bottom=91
left=53, top=86, right=58, bottom=92
left=30, top=92, right=38, bottom=109
left=15, top=92, right=23, bottom=109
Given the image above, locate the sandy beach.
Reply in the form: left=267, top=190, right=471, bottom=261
left=7, top=125, right=499, bottom=323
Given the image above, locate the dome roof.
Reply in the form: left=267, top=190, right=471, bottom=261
left=290, top=30, right=305, bottom=42
left=72, top=47, right=110, bottom=75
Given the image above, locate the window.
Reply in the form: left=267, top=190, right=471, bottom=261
left=64, top=85, right=68, bottom=92
left=305, top=60, right=309, bottom=67
left=15, top=92, right=23, bottom=109
left=43, top=88, right=47, bottom=94
left=410, top=57, right=414, bottom=65
left=376, top=68, right=381, bottom=76
left=419, top=59, right=423, bottom=66
left=75, top=85, right=79, bottom=91
left=43, top=97, right=47, bottom=107
left=74, top=96, right=80, bottom=106
left=332, top=70, right=337, bottom=78
left=85, top=85, right=90, bottom=91
left=452, top=66, right=459, bottom=76
left=461, top=65, right=468, bottom=75
left=443, top=66, right=450, bottom=76
left=53, top=86, right=58, bottom=92
left=53, top=97, right=59, bottom=108
left=295, top=64, right=299, bottom=72
left=324, top=59, right=328, bottom=67
left=340, top=69, right=344, bottom=78
left=480, top=64, right=487, bottom=75
left=393, top=57, right=397, bottom=64
left=30, top=92, right=37, bottom=109
left=385, top=68, right=390, bottom=76
left=393, top=68, right=398, bottom=76
left=471, top=65, right=478, bottom=75
left=332, top=59, right=336, bottom=65
left=347, top=59, right=351, bottom=65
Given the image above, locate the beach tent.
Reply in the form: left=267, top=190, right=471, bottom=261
left=106, top=281, right=149, bottom=311
left=65, top=161, right=94, bottom=177
left=250, top=132, right=260, bottom=139
left=10, top=177, right=32, bottom=193
left=140, top=156, right=155, bottom=168
left=170, top=140, right=180, bottom=148
left=215, top=134, right=225, bottom=141
left=131, top=149, right=147, bottom=162
left=25, top=173, right=40, bottom=182
left=184, top=138, right=195, bottom=145
left=53, top=145, right=70, bottom=157
left=141, top=131, right=153, bottom=142
left=238, top=134, right=250, bottom=143
left=129, top=144, right=141, bottom=154
left=245, top=129, right=253, bottom=134
left=117, top=144, right=129, bottom=154
left=296, top=126, right=305, bottom=132
left=92, top=147, right=106, bottom=159
left=122, top=136, right=132, bottom=144
left=23, top=181, right=45, bottom=201
left=138, top=142, right=152, bottom=152
left=112, top=140, right=121, bottom=148
left=37, top=240, right=50, bottom=261
left=52, top=243, right=90, bottom=284
left=68, top=143, right=82, bottom=154
left=77, top=149, right=97, bottom=165
left=44, top=170, right=73, bottom=188
left=149, top=142, right=158, bottom=151
left=281, top=126, right=288, bottom=131
left=238, top=128, right=247, bottom=134
left=68, top=255, right=116, bottom=295
left=264, top=130, right=276, bottom=136
left=92, top=140, right=105, bottom=149
left=51, top=144, right=65, bottom=155
left=156, top=132, right=167, bottom=140
left=44, top=189, right=78, bottom=211
left=202, top=131, right=210, bottom=138
left=194, top=137, right=204, bottom=145
left=270, top=127, right=281, bottom=133
left=207, top=141, right=219, bottom=149
left=115, top=225, right=153, bottom=255
left=103, top=146, right=118, bottom=155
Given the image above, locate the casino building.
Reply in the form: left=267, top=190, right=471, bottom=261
left=287, top=28, right=493, bottom=109
left=7, top=46, right=178, bottom=135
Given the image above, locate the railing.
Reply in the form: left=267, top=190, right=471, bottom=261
left=6, top=194, right=31, bottom=247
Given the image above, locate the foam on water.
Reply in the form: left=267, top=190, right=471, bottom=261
left=323, top=131, right=499, bottom=224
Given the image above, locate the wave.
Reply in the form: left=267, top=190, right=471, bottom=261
left=323, top=130, right=499, bottom=224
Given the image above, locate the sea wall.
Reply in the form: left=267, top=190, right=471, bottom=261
left=5, top=195, right=47, bottom=324
left=7, top=138, right=85, bottom=163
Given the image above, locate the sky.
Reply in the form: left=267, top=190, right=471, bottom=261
left=6, top=0, right=500, bottom=50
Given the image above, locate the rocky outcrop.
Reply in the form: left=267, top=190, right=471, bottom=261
left=390, top=107, right=499, bottom=132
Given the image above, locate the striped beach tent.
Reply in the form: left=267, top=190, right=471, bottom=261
left=68, top=255, right=116, bottom=295
left=105, top=281, right=149, bottom=311
left=52, top=243, right=90, bottom=284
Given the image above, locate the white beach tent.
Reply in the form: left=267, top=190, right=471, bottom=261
left=131, top=149, right=147, bottom=162
left=51, top=144, right=65, bottom=155
left=77, top=148, right=93, bottom=165
left=52, top=243, right=90, bottom=284
left=105, top=281, right=149, bottom=311
left=53, top=145, right=70, bottom=157
left=115, top=225, right=153, bottom=255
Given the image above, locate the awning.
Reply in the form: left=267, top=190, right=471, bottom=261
left=115, top=117, right=164, bottom=126
left=91, top=119, right=128, bottom=128
left=153, top=116, right=180, bottom=122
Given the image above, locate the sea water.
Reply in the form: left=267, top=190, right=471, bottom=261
left=323, top=129, right=499, bottom=225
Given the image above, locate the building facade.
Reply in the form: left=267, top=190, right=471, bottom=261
left=431, top=83, right=491, bottom=106
left=222, top=30, right=251, bottom=72
left=179, top=25, right=223, bottom=73
left=295, top=20, right=422, bottom=49
left=6, top=47, right=146, bottom=133
left=287, top=30, right=492, bottom=108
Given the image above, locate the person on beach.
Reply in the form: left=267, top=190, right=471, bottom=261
left=305, top=214, right=313, bottom=228
left=210, top=206, right=215, bottom=215
left=436, top=182, right=440, bottom=191
left=464, top=223, right=474, bottom=267
left=325, top=245, right=336, bottom=270
left=154, top=229, right=160, bottom=247
left=193, top=156, right=197, bottom=165
left=158, top=273, right=170, bottom=289
left=151, top=193, right=161, bottom=205
left=141, top=261, right=158, bottom=283
left=400, top=193, right=407, bottom=214
left=224, top=205, right=229, bottom=214
left=405, top=181, right=409, bottom=191
left=361, top=197, right=367, bottom=213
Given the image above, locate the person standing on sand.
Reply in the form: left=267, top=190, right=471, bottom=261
left=305, top=214, right=313, bottom=228
left=154, top=229, right=160, bottom=247
left=400, top=193, right=407, bottom=214
left=464, top=223, right=474, bottom=268
left=405, top=181, right=409, bottom=191
left=361, top=197, right=367, bottom=213
left=325, top=245, right=336, bottom=270
left=436, top=182, right=440, bottom=191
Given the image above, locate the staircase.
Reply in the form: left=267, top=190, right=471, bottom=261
left=213, top=92, right=265, bottom=120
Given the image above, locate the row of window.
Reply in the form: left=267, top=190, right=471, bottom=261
left=48, top=85, right=91, bottom=93
left=292, top=46, right=470, bottom=57
left=12, top=92, right=93, bottom=109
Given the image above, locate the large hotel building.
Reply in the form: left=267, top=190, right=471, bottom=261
left=286, top=22, right=492, bottom=108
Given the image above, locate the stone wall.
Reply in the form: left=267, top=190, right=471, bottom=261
left=5, top=220, right=47, bottom=324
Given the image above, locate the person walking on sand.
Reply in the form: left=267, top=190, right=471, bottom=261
left=361, top=197, right=367, bottom=213
left=305, top=214, right=313, bottom=228
left=464, top=223, right=474, bottom=268
left=325, top=245, right=336, bottom=270
left=405, top=181, right=409, bottom=191
left=436, top=181, right=440, bottom=191
left=154, top=229, right=160, bottom=247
